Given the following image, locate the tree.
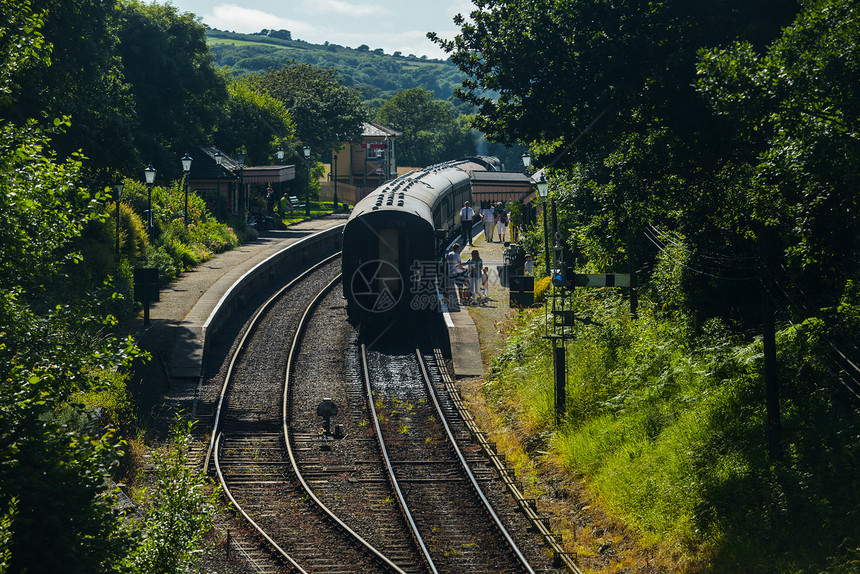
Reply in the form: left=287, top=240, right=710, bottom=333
left=117, top=0, right=228, bottom=179
left=431, top=0, right=801, bottom=325
left=697, top=0, right=860, bottom=305
left=375, top=88, right=471, bottom=165
left=0, top=0, right=136, bottom=185
left=251, top=62, right=366, bottom=157
left=215, top=76, right=297, bottom=166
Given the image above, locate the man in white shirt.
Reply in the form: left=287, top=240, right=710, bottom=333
left=459, top=201, right=475, bottom=246
left=479, top=204, right=495, bottom=242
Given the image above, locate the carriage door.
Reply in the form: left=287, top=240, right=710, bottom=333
left=377, top=228, right=402, bottom=305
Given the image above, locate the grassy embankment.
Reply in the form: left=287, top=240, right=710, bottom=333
left=483, top=260, right=859, bottom=572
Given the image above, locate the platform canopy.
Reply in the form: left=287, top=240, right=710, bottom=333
left=470, top=171, right=533, bottom=203
left=239, top=165, right=296, bottom=184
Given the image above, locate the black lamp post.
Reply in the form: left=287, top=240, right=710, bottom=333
left=237, top=150, right=246, bottom=220
left=302, top=145, right=311, bottom=216
left=214, top=149, right=222, bottom=218
left=332, top=153, right=339, bottom=211
left=114, top=181, right=124, bottom=257
left=144, top=163, right=156, bottom=232
left=276, top=148, right=284, bottom=216
left=536, top=174, right=549, bottom=276
left=181, top=153, right=192, bottom=226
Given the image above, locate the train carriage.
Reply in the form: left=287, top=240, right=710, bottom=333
left=342, top=157, right=500, bottom=324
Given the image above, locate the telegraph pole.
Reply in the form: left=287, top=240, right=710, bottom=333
left=758, top=229, right=782, bottom=461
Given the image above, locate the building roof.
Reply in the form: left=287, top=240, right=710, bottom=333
left=362, top=122, right=402, bottom=138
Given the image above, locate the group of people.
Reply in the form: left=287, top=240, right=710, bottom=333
left=459, top=201, right=509, bottom=247
left=446, top=243, right=489, bottom=306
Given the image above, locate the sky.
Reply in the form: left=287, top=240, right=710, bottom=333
left=159, top=0, right=475, bottom=60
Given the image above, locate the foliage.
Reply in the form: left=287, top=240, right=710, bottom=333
left=0, top=119, right=98, bottom=294
left=375, top=88, right=475, bottom=165
left=1, top=0, right=135, bottom=187
left=122, top=420, right=220, bottom=574
left=215, top=76, right=297, bottom=166
left=0, top=0, right=49, bottom=104
left=250, top=62, right=367, bottom=156
left=696, top=0, right=860, bottom=308
left=0, top=108, right=141, bottom=572
left=120, top=178, right=238, bottom=282
left=489, top=283, right=860, bottom=570
left=117, top=0, right=228, bottom=179
left=207, top=28, right=464, bottom=101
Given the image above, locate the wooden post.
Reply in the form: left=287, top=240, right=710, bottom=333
left=758, top=230, right=782, bottom=461
left=628, top=226, right=638, bottom=317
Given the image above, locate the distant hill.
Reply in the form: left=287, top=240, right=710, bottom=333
left=206, top=29, right=471, bottom=109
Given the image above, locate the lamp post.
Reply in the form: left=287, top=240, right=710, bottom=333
left=214, top=149, right=222, bottom=218
left=276, top=147, right=285, bottom=216
left=521, top=152, right=532, bottom=173
left=114, top=181, right=124, bottom=257
left=181, top=153, right=192, bottom=226
left=302, top=145, right=311, bottom=216
left=237, top=150, right=246, bottom=220
left=144, top=163, right=156, bottom=232
left=332, top=153, right=339, bottom=211
left=536, top=174, right=549, bottom=276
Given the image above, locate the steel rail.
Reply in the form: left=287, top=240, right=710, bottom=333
left=361, top=344, right=440, bottom=574
left=204, top=251, right=342, bottom=470
left=213, top=432, right=308, bottom=574
left=416, top=349, right=537, bottom=574
left=283, top=275, right=409, bottom=574
left=208, top=253, right=341, bottom=572
left=432, top=347, right=582, bottom=573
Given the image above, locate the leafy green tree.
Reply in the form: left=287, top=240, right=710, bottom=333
left=117, top=0, right=227, bottom=178
left=697, top=0, right=860, bottom=305
left=432, top=0, right=800, bottom=324
left=215, top=76, right=297, bottom=166
left=0, top=0, right=49, bottom=103
left=0, top=0, right=135, bottom=186
left=251, top=62, right=367, bottom=157
left=0, top=9, right=141, bottom=570
left=0, top=120, right=140, bottom=574
left=375, top=88, right=472, bottom=165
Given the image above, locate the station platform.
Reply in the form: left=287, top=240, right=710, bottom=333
left=442, top=227, right=517, bottom=378
left=126, top=214, right=348, bottom=379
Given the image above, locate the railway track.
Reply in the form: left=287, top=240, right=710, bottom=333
left=210, top=256, right=406, bottom=573
left=206, top=250, right=571, bottom=573
left=361, top=340, right=542, bottom=573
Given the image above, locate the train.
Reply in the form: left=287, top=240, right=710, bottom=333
left=342, top=156, right=502, bottom=323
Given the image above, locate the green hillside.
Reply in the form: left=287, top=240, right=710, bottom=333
left=206, top=29, right=469, bottom=108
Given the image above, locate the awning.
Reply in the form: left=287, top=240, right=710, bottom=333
left=240, top=165, right=296, bottom=184
left=470, top=171, right=533, bottom=203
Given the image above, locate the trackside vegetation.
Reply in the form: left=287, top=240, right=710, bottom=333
left=486, top=249, right=860, bottom=571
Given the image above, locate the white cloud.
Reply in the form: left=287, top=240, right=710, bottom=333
left=303, top=0, right=392, bottom=18
left=205, top=4, right=317, bottom=36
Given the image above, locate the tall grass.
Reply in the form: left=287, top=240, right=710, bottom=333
left=487, top=273, right=860, bottom=570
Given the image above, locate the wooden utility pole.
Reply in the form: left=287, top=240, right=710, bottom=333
left=758, top=230, right=782, bottom=461
left=627, top=225, right=638, bottom=317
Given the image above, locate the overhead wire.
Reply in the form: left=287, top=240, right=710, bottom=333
left=641, top=221, right=860, bottom=399
left=642, top=226, right=758, bottom=281
left=758, top=262, right=860, bottom=399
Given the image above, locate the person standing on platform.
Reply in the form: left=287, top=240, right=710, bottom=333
left=496, top=206, right=509, bottom=244
left=480, top=203, right=495, bottom=242
left=465, top=249, right=483, bottom=304
left=446, top=243, right=465, bottom=306
left=459, top=201, right=476, bottom=246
